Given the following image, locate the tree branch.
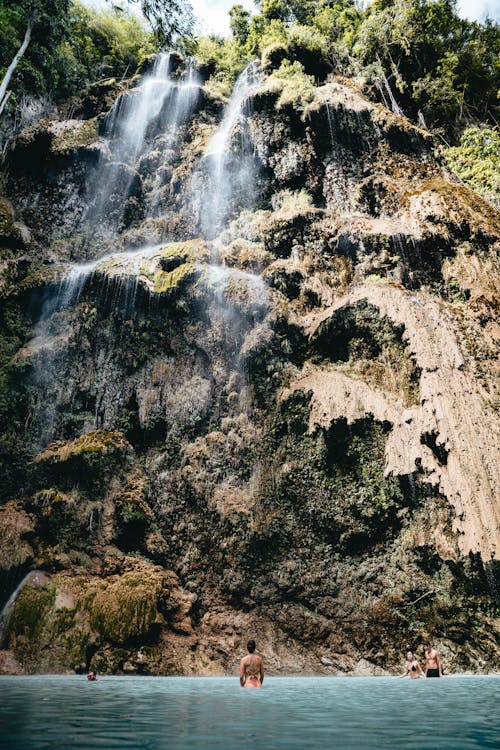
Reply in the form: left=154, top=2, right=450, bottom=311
left=0, top=15, right=35, bottom=117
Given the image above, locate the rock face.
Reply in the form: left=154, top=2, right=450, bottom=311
left=0, top=55, right=498, bottom=676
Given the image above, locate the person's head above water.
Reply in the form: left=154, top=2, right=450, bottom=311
left=247, top=639, right=256, bottom=653
left=406, top=651, right=414, bottom=660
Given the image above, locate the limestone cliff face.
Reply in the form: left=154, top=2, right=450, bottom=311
left=0, top=55, right=498, bottom=676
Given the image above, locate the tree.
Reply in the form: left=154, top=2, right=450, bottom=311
left=0, top=0, right=69, bottom=117
left=115, top=0, right=194, bottom=47
left=0, top=15, right=32, bottom=116
left=352, top=0, right=500, bottom=140
left=445, top=128, right=500, bottom=205
left=229, top=4, right=251, bottom=43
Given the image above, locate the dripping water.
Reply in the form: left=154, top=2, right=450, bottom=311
left=84, top=53, right=174, bottom=233
left=324, top=102, right=356, bottom=214
left=195, top=61, right=261, bottom=240
left=147, top=59, right=201, bottom=216
left=83, top=53, right=200, bottom=236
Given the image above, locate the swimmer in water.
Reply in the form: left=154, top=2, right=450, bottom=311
left=87, top=671, right=97, bottom=681
left=400, top=651, right=425, bottom=679
left=423, top=641, right=443, bottom=677
left=239, top=639, right=264, bottom=688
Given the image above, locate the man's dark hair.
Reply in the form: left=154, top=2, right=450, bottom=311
left=247, top=639, right=256, bottom=653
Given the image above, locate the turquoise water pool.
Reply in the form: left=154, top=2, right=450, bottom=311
left=0, top=675, right=498, bottom=749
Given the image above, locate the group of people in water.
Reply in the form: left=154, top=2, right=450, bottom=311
left=86, top=639, right=442, bottom=685
left=239, top=639, right=444, bottom=687
left=401, top=642, right=443, bottom=679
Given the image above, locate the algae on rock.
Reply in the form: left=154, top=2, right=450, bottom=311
left=0, top=51, right=499, bottom=677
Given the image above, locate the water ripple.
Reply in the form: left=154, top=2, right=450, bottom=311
left=0, top=675, right=498, bottom=750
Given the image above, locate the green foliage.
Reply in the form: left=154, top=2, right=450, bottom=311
left=0, top=0, right=155, bottom=118
left=126, top=0, right=194, bottom=47
left=0, top=0, right=70, bottom=101
left=253, top=391, right=408, bottom=550
left=58, top=1, right=155, bottom=94
left=352, top=0, right=500, bottom=140
left=229, top=4, right=251, bottom=43
left=198, top=0, right=499, bottom=143
left=195, top=35, right=251, bottom=95
left=270, top=60, right=316, bottom=110
left=445, top=128, right=500, bottom=205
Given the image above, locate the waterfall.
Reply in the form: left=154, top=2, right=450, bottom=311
left=196, top=61, right=261, bottom=241
left=55, top=244, right=164, bottom=311
left=147, top=60, right=201, bottom=216
left=84, top=53, right=201, bottom=235
left=27, top=244, right=164, bottom=448
left=24, top=57, right=267, bottom=451
left=0, top=571, right=48, bottom=648
left=84, top=53, right=172, bottom=232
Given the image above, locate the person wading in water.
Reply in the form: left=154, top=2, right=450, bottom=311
left=239, top=639, right=264, bottom=688
left=400, top=650, right=425, bottom=679
left=424, top=641, right=443, bottom=678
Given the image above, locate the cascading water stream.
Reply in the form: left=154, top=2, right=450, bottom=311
left=196, top=61, right=261, bottom=240
left=55, top=244, right=165, bottom=313
left=147, top=60, right=201, bottom=216
left=0, top=571, right=48, bottom=648
left=85, top=52, right=173, bottom=231
left=27, top=243, right=166, bottom=448
left=26, top=57, right=268, bottom=451
left=84, top=53, right=201, bottom=234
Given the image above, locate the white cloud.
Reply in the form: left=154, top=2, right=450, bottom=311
left=457, top=0, right=500, bottom=21
left=190, top=0, right=256, bottom=37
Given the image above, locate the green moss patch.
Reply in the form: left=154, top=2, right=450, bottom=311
left=34, top=430, right=130, bottom=466
left=50, top=119, right=99, bottom=155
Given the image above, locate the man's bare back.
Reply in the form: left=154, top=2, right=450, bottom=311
left=240, top=640, right=264, bottom=688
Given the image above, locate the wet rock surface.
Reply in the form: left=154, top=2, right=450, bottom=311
left=0, top=55, right=498, bottom=675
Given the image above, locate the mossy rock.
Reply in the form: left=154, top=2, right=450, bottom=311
left=32, top=430, right=134, bottom=496
left=49, top=119, right=100, bottom=155
left=141, top=261, right=198, bottom=295
left=222, top=239, right=273, bottom=273
left=72, top=78, right=123, bottom=119
left=5, top=561, right=186, bottom=672
left=0, top=502, right=34, bottom=574
left=263, top=209, right=320, bottom=258
left=0, top=197, right=27, bottom=250
left=158, top=239, right=210, bottom=264
left=0, top=198, right=16, bottom=243
left=263, top=261, right=305, bottom=300
left=10, top=264, right=66, bottom=296
left=80, top=565, right=168, bottom=642
left=7, top=577, right=92, bottom=672
left=33, top=430, right=131, bottom=466
left=407, top=177, right=500, bottom=246
left=310, top=300, right=421, bottom=406
left=261, top=43, right=289, bottom=73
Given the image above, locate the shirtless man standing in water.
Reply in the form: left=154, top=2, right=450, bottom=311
left=240, top=639, right=264, bottom=688
left=424, top=641, right=443, bottom=677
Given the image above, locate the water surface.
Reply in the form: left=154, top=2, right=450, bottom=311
left=0, top=675, right=498, bottom=749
